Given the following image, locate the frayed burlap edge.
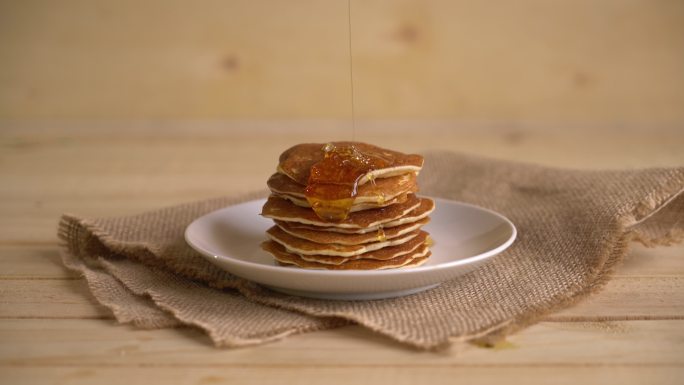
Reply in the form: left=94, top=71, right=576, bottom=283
left=58, top=191, right=351, bottom=347
left=469, top=170, right=684, bottom=347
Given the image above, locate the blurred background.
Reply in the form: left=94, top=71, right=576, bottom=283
left=2, top=0, right=683, bottom=124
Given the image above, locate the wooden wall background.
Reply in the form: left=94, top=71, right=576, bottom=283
left=1, top=0, right=683, bottom=125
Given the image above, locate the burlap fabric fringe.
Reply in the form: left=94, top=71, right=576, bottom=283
left=58, top=152, right=684, bottom=349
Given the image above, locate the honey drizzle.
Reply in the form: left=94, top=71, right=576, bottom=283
left=301, top=3, right=369, bottom=221
left=347, top=0, right=356, bottom=141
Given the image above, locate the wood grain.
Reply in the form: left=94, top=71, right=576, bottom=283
left=1, top=367, right=682, bottom=385
left=1, top=320, right=683, bottom=384
left=0, top=320, right=682, bottom=366
left=1, top=1, right=684, bottom=123
left=0, top=246, right=75, bottom=279
left=0, top=280, right=111, bottom=319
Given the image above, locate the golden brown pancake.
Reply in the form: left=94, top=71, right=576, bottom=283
left=279, top=198, right=435, bottom=233
left=267, top=226, right=422, bottom=257
left=274, top=192, right=408, bottom=212
left=275, top=217, right=430, bottom=245
left=266, top=172, right=418, bottom=205
left=260, top=231, right=429, bottom=265
left=299, top=231, right=429, bottom=264
left=262, top=240, right=431, bottom=270
left=277, top=142, right=424, bottom=186
left=261, top=194, right=425, bottom=229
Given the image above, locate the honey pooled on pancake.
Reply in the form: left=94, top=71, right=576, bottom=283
left=304, top=143, right=390, bottom=221
left=277, top=142, right=422, bottom=221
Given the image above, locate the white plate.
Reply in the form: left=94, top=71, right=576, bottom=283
left=185, top=198, right=516, bottom=300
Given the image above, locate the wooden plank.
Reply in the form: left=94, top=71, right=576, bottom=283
left=618, top=244, right=684, bottom=277
left=0, top=320, right=682, bottom=366
left=1, top=1, right=683, bottom=123
left=548, top=277, right=684, bottom=320
left=1, top=274, right=682, bottom=320
left=0, top=279, right=111, bottom=319
left=0, top=246, right=77, bottom=279
left=1, top=366, right=682, bottom=385
left=2, top=121, right=683, bottom=168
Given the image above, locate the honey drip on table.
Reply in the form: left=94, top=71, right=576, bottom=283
left=305, top=143, right=390, bottom=221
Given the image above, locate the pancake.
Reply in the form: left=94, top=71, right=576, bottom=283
left=267, top=226, right=423, bottom=257
left=298, top=232, right=430, bottom=265
left=260, top=232, right=429, bottom=266
left=262, top=240, right=431, bottom=270
left=266, top=172, right=418, bottom=205
left=280, top=198, right=435, bottom=234
left=277, top=142, right=424, bottom=186
left=274, top=192, right=408, bottom=212
left=261, top=194, right=425, bottom=229
left=275, top=217, right=430, bottom=245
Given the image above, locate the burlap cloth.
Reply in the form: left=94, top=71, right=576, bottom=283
left=58, top=152, right=684, bottom=349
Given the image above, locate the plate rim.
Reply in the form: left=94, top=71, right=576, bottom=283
left=184, top=197, right=517, bottom=278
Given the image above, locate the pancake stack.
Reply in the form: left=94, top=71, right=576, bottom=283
left=260, top=142, right=434, bottom=270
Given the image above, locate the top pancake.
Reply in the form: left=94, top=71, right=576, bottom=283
left=277, top=142, right=424, bottom=186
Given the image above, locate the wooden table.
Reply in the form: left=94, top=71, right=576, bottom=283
left=1, top=122, right=682, bottom=384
